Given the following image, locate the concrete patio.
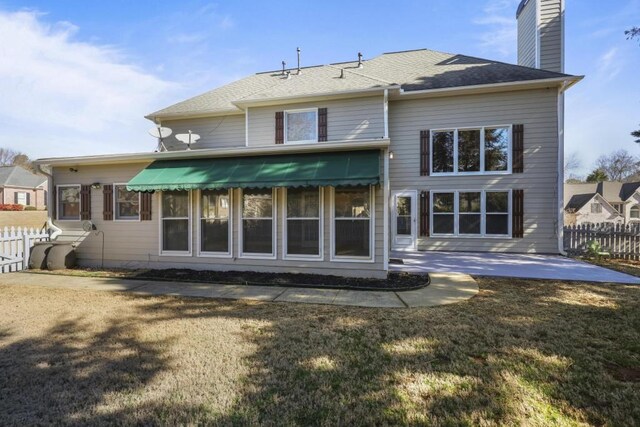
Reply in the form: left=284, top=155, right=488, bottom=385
left=0, top=271, right=479, bottom=308
left=390, top=250, right=640, bottom=284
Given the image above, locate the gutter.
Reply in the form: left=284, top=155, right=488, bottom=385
left=34, top=138, right=391, bottom=168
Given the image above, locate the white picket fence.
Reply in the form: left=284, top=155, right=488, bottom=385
left=0, top=226, right=50, bottom=273
left=564, top=222, right=640, bottom=260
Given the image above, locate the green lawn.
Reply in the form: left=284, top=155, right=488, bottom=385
left=0, top=277, right=638, bottom=425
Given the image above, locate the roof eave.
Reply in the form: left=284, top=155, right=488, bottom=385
left=34, top=138, right=391, bottom=167
left=395, top=76, right=584, bottom=99
left=232, top=85, right=401, bottom=108
left=145, top=108, right=244, bottom=122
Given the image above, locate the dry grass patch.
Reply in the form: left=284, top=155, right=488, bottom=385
left=0, top=277, right=639, bottom=425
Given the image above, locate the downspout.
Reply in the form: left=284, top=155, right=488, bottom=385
left=36, top=163, right=62, bottom=240
left=382, top=90, right=390, bottom=272
left=557, top=81, right=569, bottom=256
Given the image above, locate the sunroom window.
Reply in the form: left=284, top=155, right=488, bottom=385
left=333, top=187, right=371, bottom=258
left=242, top=189, right=274, bottom=255
left=200, top=190, right=230, bottom=254
left=286, top=187, right=321, bottom=257
left=161, top=191, right=190, bottom=253
left=285, top=109, right=317, bottom=143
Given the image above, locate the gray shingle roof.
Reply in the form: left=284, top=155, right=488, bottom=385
left=0, top=166, right=47, bottom=188
left=149, top=48, right=574, bottom=119
left=565, top=193, right=597, bottom=211
left=564, top=181, right=640, bottom=210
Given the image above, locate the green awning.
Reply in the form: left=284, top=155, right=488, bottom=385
left=127, top=150, right=380, bottom=192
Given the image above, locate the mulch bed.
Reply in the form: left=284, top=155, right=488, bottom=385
left=132, top=269, right=429, bottom=291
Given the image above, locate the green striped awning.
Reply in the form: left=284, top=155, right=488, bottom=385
left=127, top=150, right=380, bottom=192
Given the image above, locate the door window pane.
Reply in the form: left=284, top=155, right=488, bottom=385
left=287, top=188, right=320, bottom=256
left=115, top=185, right=140, bottom=220
left=485, top=127, right=509, bottom=171
left=458, top=130, right=481, bottom=172
left=396, top=196, right=412, bottom=235
left=200, top=190, right=230, bottom=253
left=58, top=186, right=80, bottom=220
left=432, top=131, right=454, bottom=173
left=334, top=187, right=371, bottom=257
left=242, top=189, right=273, bottom=255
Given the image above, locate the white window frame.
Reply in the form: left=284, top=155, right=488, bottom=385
left=284, top=108, right=319, bottom=144
left=430, top=190, right=512, bottom=238
left=430, top=125, right=512, bottom=176
left=329, top=185, right=375, bottom=263
left=283, top=187, right=324, bottom=261
left=197, top=189, right=233, bottom=258
left=113, top=183, right=141, bottom=222
left=56, top=184, right=81, bottom=221
left=158, top=190, right=192, bottom=257
left=238, top=188, right=277, bottom=260
left=591, top=202, right=602, bottom=214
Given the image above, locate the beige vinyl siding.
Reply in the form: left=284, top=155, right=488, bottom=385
left=388, top=88, right=559, bottom=253
left=539, top=0, right=563, bottom=73
left=248, top=96, right=385, bottom=146
left=161, top=114, right=245, bottom=151
left=52, top=163, right=385, bottom=278
left=517, top=0, right=537, bottom=68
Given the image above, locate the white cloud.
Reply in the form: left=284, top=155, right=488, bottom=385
left=474, top=0, right=520, bottom=59
left=0, top=10, right=177, bottom=158
left=596, top=47, right=623, bottom=80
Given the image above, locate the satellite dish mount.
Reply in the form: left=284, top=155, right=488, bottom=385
left=175, top=130, right=201, bottom=151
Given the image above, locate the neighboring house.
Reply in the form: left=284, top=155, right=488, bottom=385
left=564, top=181, right=640, bottom=225
left=0, top=166, right=47, bottom=210
left=35, top=0, right=581, bottom=278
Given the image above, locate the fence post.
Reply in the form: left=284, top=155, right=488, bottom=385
left=22, top=233, right=30, bottom=270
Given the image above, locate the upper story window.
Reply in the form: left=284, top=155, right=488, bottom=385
left=285, top=108, right=317, bottom=144
left=631, top=205, right=640, bottom=219
left=591, top=203, right=602, bottom=214
left=431, top=126, right=511, bottom=175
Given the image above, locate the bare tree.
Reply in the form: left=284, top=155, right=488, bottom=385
left=0, top=148, right=33, bottom=170
left=594, top=149, right=640, bottom=181
left=564, top=151, right=582, bottom=181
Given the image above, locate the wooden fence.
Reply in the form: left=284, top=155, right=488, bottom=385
left=0, top=226, right=50, bottom=273
left=564, top=223, right=640, bottom=260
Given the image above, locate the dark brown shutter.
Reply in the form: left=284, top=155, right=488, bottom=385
left=420, top=130, right=430, bottom=176
left=419, top=190, right=430, bottom=237
left=512, top=124, right=524, bottom=173
left=103, top=184, right=113, bottom=221
left=140, top=192, right=153, bottom=221
left=512, top=189, right=524, bottom=238
left=51, top=186, right=57, bottom=220
left=80, top=185, right=91, bottom=220
left=275, top=111, right=284, bottom=144
left=318, top=108, right=328, bottom=142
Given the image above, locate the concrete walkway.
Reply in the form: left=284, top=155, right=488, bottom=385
left=391, top=250, right=640, bottom=284
left=0, top=271, right=478, bottom=308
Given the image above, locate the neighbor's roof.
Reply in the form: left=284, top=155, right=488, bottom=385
left=565, top=193, right=598, bottom=211
left=0, top=166, right=47, bottom=188
left=564, top=181, right=640, bottom=206
left=149, top=48, right=578, bottom=119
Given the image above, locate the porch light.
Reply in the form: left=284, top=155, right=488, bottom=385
left=91, top=183, right=101, bottom=189
left=389, top=151, right=394, bottom=160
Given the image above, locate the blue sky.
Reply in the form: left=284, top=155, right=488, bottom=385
left=0, top=0, right=638, bottom=176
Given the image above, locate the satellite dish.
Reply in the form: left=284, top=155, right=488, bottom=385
left=148, top=124, right=173, bottom=152
left=148, top=126, right=173, bottom=139
left=175, top=130, right=200, bottom=150
left=82, top=220, right=95, bottom=232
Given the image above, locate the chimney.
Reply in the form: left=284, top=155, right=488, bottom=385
left=516, top=0, right=564, bottom=73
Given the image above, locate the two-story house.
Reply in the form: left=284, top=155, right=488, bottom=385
left=564, top=181, right=640, bottom=225
left=35, top=0, right=581, bottom=278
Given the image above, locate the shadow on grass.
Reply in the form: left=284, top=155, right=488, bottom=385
left=0, top=316, right=174, bottom=425
left=124, top=279, right=640, bottom=425
left=1, top=279, right=638, bottom=425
